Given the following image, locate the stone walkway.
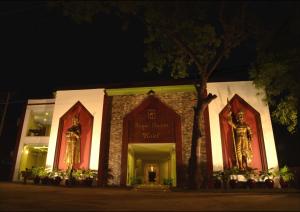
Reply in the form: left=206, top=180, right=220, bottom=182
left=0, top=182, right=300, bottom=211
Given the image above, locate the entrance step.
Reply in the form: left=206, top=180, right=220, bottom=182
left=133, top=184, right=171, bottom=192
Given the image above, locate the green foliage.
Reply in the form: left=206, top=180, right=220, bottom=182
left=250, top=3, right=300, bottom=133
left=259, top=168, right=275, bottom=180
left=250, top=56, right=299, bottom=133
left=276, top=165, right=294, bottom=182
left=71, top=168, right=97, bottom=180
left=272, top=96, right=298, bottom=133
left=48, top=1, right=113, bottom=23
left=240, top=167, right=258, bottom=180
left=212, top=170, right=223, bottom=181
left=141, top=3, right=222, bottom=79
left=82, top=169, right=97, bottom=179
left=71, top=169, right=84, bottom=180
left=130, top=176, right=142, bottom=185
left=213, top=166, right=240, bottom=183
left=144, top=23, right=221, bottom=79
left=31, top=167, right=44, bottom=177
left=51, top=1, right=246, bottom=80
left=37, top=167, right=49, bottom=178
left=163, top=178, right=173, bottom=186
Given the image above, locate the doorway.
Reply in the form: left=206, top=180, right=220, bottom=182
left=127, top=143, right=176, bottom=186
left=144, top=163, right=159, bottom=184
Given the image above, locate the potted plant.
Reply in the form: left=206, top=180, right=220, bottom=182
left=49, top=170, right=64, bottom=186
left=163, top=178, right=173, bottom=187
left=259, top=168, right=274, bottom=189
left=66, top=169, right=82, bottom=186
left=212, top=171, right=223, bottom=189
left=83, top=169, right=97, bottom=187
left=278, top=166, right=294, bottom=188
left=243, top=168, right=258, bottom=189
left=130, top=176, right=143, bottom=186
left=38, top=167, right=51, bottom=185
left=228, top=166, right=240, bottom=189
left=21, top=168, right=32, bottom=184
left=31, top=167, right=44, bottom=184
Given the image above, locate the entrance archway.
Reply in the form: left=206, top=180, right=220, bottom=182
left=127, top=143, right=176, bottom=186
left=121, top=94, right=182, bottom=186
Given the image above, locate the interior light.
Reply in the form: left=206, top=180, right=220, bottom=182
left=33, top=146, right=48, bottom=150
left=45, top=112, right=49, bottom=116
left=25, top=150, right=29, bottom=154
left=43, top=118, right=47, bottom=122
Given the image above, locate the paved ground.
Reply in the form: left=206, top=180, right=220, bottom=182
left=0, top=182, right=300, bottom=211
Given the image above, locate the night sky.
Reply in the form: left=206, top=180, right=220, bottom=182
left=0, top=1, right=299, bottom=180
left=1, top=1, right=146, bottom=95
left=0, top=1, right=254, bottom=97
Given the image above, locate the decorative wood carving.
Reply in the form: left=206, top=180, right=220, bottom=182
left=121, top=95, right=183, bottom=186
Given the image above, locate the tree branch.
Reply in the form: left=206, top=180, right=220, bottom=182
left=205, top=1, right=248, bottom=79
left=165, top=31, right=204, bottom=73
left=205, top=50, right=225, bottom=80
left=142, top=17, right=204, bottom=74
left=203, top=93, right=218, bottom=105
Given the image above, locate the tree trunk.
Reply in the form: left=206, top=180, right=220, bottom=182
left=188, top=86, right=205, bottom=189
left=188, top=81, right=217, bottom=189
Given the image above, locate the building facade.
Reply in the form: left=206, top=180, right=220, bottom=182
left=12, top=81, right=279, bottom=187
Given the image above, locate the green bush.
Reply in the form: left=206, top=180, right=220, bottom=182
left=130, top=176, right=142, bottom=185
left=279, top=165, right=294, bottom=182
left=163, top=178, right=173, bottom=186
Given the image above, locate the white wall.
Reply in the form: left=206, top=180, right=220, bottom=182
left=207, top=81, right=279, bottom=171
left=46, top=89, right=105, bottom=170
left=13, top=99, right=54, bottom=181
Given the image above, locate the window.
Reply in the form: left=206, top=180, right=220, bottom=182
left=18, top=144, right=48, bottom=180
left=27, top=110, right=53, bottom=136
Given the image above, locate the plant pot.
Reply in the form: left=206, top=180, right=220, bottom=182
left=84, top=178, right=93, bottom=187
left=247, top=179, right=256, bottom=189
left=265, top=179, right=274, bottom=189
left=229, top=179, right=238, bottom=189
left=256, top=181, right=265, bottom=189
left=41, top=177, right=50, bottom=185
left=65, top=177, right=77, bottom=186
left=33, top=176, right=40, bottom=184
left=53, top=177, right=62, bottom=186
left=280, top=178, right=289, bottom=188
left=213, top=179, right=222, bottom=189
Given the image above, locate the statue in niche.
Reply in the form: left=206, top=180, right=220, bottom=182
left=227, top=103, right=253, bottom=170
left=64, top=114, right=81, bottom=169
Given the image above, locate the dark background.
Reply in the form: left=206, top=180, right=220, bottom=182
left=0, top=1, right=299, bottom=181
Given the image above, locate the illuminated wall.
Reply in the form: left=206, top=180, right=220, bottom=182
left=13, top=99, right=54, bottom=181
left=207, top=81, right=279, bottom=171
left=13, top=81, right=279, bottom=184
left=127, top=148, right=135, bottom=185
left=46, top=89, right=105, bottom=170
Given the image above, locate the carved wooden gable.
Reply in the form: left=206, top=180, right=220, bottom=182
left=124, top=94, right=180, bottom=143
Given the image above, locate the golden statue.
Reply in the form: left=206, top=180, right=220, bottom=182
left=64, top=114, right=81, bottom=169
left=227, top=104, right=253, bottom=170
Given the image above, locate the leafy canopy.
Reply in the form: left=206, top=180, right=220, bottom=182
left=51, top=1, right=248, bottom=81
left=249, top=3, right=300, bottom=133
